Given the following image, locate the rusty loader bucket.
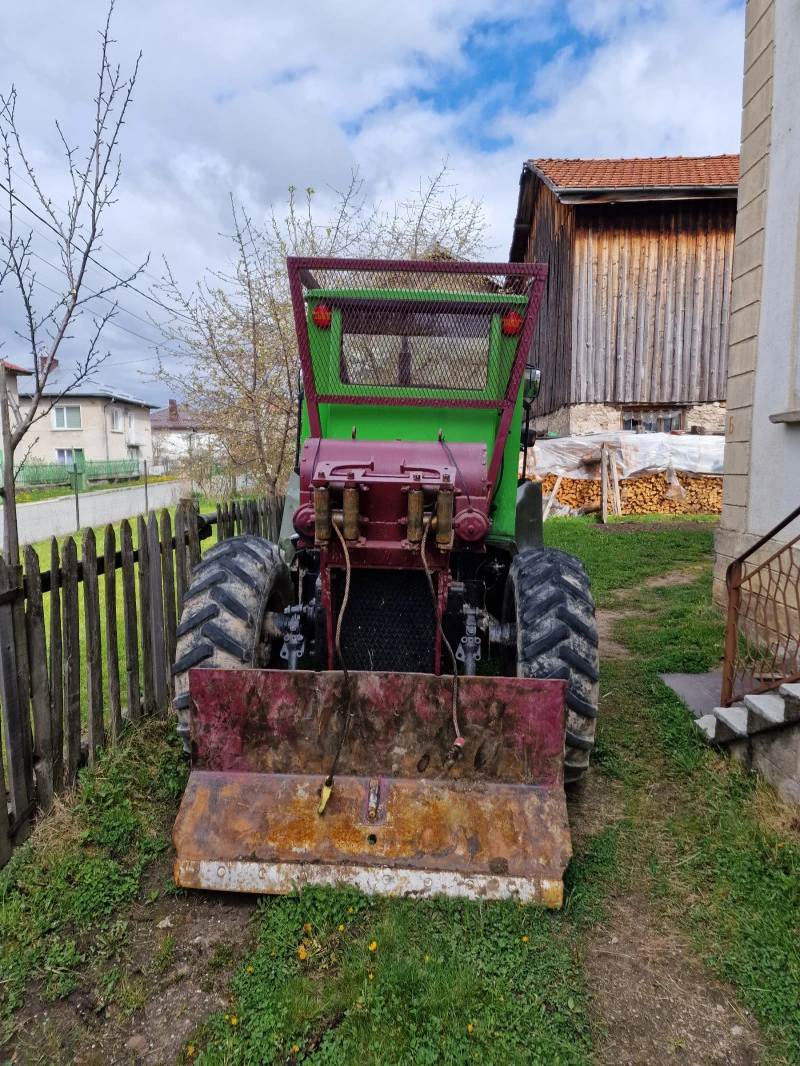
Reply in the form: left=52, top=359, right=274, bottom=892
left=173, top=668, right=572, bottom=906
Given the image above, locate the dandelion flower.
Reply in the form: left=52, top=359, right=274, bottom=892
left=424, top=955, right=429, bottom=963
left=292, top=1045, right=299, bottom=1053
left=187, top=1048, right=195, bottom=1057
left=270, top=951, right=276, bottom=957
left=369, top=941, right=377, bottom=951
left=369, top=973, right=374, bottom=980
left=231, top=1017, right=238, bottom=1026
left=225, top=1015, right=229, bottom=1021
left=298, top=947, right=308, bottom=960
left=348, top=907, right=354, bottom=914
left=522, top=936, right=528, bottom=943
left=338, top=924, right=344, bottom=931
left=304, top=922, right=311, bottom=932
left=468, top=1024, right=474, bottom=1033
left=247, top=966, right=253, bottom=973
left=778, top=842, right=784, bottom=848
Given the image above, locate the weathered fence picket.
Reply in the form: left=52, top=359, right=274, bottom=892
left=0, top=556, right=32, bottom=843
left=49, top=540, right=64, bottom=795
left=160, top=510, right=177, bottom=695
left=137, top=515, right=155, bottom=718
left=61, top=537, right=81, bottom=786
left=104, top=526, right=123, bottom=744
left=83, top=529, right=104, bottom=763
left=120, top=520, right=140, bottom=721
left=23, top=546, right=52, bottom=812
left=0, top=493, right=285, bottom=867
left=147, top=511, right=168, bottom=715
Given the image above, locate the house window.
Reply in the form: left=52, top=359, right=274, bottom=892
left=53, top=405, right=82, bottom=430
left=111, top=407, right=123, bottom=432
left=622, top=408, right=684, bottom=433
left=55, top=448, right=84, bottom=467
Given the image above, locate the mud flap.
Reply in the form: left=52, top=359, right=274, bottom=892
left=173, top=669, right=572, bottom=905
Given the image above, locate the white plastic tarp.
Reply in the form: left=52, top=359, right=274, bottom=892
left=522, top=431, right=725, bottom=481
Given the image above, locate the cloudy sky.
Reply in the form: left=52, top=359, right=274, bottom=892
left=0, top=0, right=745, bottom=406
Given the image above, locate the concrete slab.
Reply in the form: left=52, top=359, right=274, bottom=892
left=660, top=670, right=724, bottom=718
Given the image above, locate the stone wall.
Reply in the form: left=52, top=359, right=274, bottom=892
left=730, top=724, right=800, bottom=805
left=531, top=402, right=726, bottom=438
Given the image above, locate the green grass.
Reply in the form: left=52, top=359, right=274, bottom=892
left=3, top=517, right=799, bottom=1065
left=187, top=888, right=594, bottom=1066
left=0, top=719, right=187, bottom=1042
left=588, top=568, right=800, bottom=1063
left=544, top=515, right=715, bottom=605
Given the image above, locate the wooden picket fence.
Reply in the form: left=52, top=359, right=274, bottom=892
left=0, top=493, right=285, bottom=866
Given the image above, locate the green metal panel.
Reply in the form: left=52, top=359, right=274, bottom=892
left=298, top=289, right=527, bottom=541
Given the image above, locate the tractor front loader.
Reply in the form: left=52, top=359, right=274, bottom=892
left=172, top=257, right=600, bottom=906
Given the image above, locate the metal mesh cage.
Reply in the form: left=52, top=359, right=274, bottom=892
left=289, top=257, right=547, bottom=414
left=334, top=569, right=437, bottom=673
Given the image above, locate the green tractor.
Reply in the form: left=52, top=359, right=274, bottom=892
left=172, top=257, right=599, bottom=906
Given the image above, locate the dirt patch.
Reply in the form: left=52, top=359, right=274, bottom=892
left=568, top=767, right=626, bottom=839
left=584, top=895, right=762, bottom=1066
left=596, top=608, right=636, bottom=660
left=11, top=856, right=258, bottom=1066
left=641, top=564, right=709, bottom=589
left=595, top=522, right=719, bottom=534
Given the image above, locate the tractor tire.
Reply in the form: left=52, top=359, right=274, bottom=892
left=504, top=547, right=599, bottom=785
left=171, top=535, right=293, bottom=747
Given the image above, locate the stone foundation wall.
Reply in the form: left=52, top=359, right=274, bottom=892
left=532, top=402, right=726, bottom=437
left=730, top=724, right=800, bottom=805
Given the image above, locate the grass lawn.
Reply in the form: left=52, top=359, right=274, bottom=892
left=1, top=517, right=798, bottom=1065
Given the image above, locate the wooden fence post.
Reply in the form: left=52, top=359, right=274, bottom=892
left=160, top=510, right=177, bottom=697
left=174, top=501, right=187, bottom=617
left=120, top=520, right=141, bottom=721
left=138, top=515, right=155, bottom=716
left=147, top=511, right=168, bottom=714
left=61, top=537, right=81, bottom=784
left=23, top=546, right=53, bottom=811
left=104, top=526, right=123, bottom=743
left=82, top=528, right=104, bottom=762
left=0, top=726, right=10, bottom=865
left=49, top=539, right=64, bottom=795
left=0, top=556, right=32, bottom=842
left=187, top=499, right=201, bottom=569
left=216, top=503, right=223, bottom=543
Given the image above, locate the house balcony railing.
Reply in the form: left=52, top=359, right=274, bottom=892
left=721, top=503, right=800, bottom=705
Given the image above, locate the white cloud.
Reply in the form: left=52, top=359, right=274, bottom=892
left=0, top=0, right=744, bottom=402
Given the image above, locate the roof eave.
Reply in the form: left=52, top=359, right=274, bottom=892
left=552, top=184, right=738, bottom=204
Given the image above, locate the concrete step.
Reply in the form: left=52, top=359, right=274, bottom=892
left=696, top=714, right=721, bottom=743
left=712, top=704, right=749, bottom=741
left=712, top=707, right=750, bottom=741
left=744, top=692, right=786, bottom=733
left=779, top=683, right=800, bottom=721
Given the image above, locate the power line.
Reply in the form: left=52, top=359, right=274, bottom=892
left=0, top=178, right=193, bottom=323
left=0, top=228, right=166, bottom=333
left=10, top=169, right=165, bottom=288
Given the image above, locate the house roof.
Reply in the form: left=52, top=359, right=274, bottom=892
left=17, top=369, right=155, bottom=408
left=510, top=154, right=739, bottom=261
left=151, top=402, right=207, bottom=432
left=531, top=155, right=740, bottom=193
left=2, top=360, right=33, bottom=375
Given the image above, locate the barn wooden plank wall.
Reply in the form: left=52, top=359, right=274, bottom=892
left=571, top=201, right=735, bottom=406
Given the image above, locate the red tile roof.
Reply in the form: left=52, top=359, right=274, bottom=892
left=151, top=402, right=207, bottom=432
left=2, top=360, right=33, bottom=375
left=532, top=155, right=739, bottom=190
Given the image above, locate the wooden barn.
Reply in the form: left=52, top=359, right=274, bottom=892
left=509, top=156, right=739, bottom=435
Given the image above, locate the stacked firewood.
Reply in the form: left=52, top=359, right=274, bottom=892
left=539, top=472, right=722, bottom=516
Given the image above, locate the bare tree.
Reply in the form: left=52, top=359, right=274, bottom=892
left=0, top=1, right=145, bottom=559
left=155, top=163, right=488, bottom=497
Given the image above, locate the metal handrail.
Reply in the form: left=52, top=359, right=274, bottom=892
left=721, top=504, right=800, bottom=705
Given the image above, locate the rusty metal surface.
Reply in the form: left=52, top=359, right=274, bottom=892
left=722, top=511, right=800, bottom=705
left=173, top=770, right=570, bottom=904
left=174, top=860, right=565, bottom=906
left=189, top=669, right=567, bottom=786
